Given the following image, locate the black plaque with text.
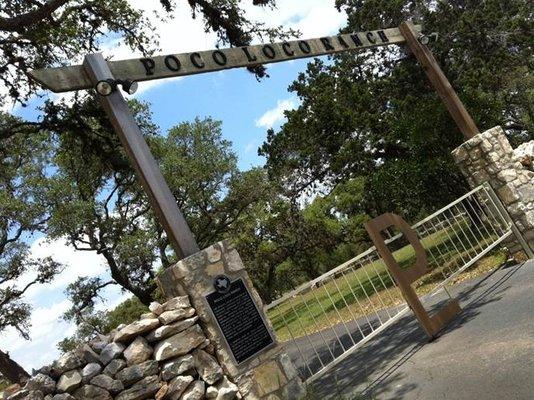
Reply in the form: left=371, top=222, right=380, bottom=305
left=206, top=278, right=274, bottom=364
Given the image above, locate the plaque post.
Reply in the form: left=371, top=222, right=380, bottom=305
left=157, top=240, right=306, bottom=399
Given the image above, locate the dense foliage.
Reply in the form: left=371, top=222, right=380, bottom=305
left=260, top=0, right=533, bottom=220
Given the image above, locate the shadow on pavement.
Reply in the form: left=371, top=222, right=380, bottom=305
left=304, top=261, right=525, bottom=399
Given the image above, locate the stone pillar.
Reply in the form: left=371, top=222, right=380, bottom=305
left=451, top=126, right=534, bottom=256
left=157, top=240, right=306, bottom=400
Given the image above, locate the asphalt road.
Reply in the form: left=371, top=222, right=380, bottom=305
left=285, top=260, right=534, bottom=399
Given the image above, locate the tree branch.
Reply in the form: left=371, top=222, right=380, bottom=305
left=0, top=0, right=70, bottom=32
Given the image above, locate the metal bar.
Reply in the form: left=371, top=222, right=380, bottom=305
left=435, top=230, right=512, bottom=290
left=266, top=186, right=492, bottom=312
left=353, top=263, right=384, bottom=324
left=83, top=54, right=199, bottom=260
left=306, top=306, right=410, bottom=384
left=339, top=269, right=373, bottom=334
left=274, top=305, right=313, bottom=377
left=418, top=222, right=454, bottom=282
left=327, top=278, right=359, bottom=346
left=301, top=295, right=336, bottom=361
left=450, top=204, right=478, bottom=258
left=310, top=283, right=347, bottom=352
left=439, top=212, right=470, bottom=266
left=288, top=297, right=325, bottom=370
left=461, top=199, right=493, bottom=249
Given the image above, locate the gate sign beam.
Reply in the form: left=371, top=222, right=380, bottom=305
left=29, top=26, right=420, bottom=92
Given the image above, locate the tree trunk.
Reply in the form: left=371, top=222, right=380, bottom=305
left=0, top=349, right=29, bottom=384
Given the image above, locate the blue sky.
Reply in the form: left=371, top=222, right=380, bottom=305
left=2, top=0, right=347, bottom=370
left=137, top=59, right=311, bottom=170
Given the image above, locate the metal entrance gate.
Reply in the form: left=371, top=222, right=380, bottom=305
left=265, top=183, right=530, bottom=383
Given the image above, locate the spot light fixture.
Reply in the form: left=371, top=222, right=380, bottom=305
left=95, top=79, right=138, bottom=96
left=418, top=32, right=439, bottom=45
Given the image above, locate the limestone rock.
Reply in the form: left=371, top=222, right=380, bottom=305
left=57, top=370, right=82, bottom=393
left=3, top=384, right=22, bottom=400
left=102, top=358, right=126, bottom=377
left=90, top=374, right=124, bottom=394
left=116, top=360, right=159, bottom=386
left=35, top=365, right=52, bottom=376
left=7, top=389, right=28, bottom=400
left=25, top=374, right=56, bottom=395
left=115, top=375, right=162, bottom=400
left=123, top=336, right=153, bottom=366
left=215, top=377, right=238, bottom=400
left=25, top=391, right=44, bottom=400
left=148, top=302, right=164, bottom=316
left=160, top=354, right=194, bottom=381
left=100, top=342, right=125, bottom=365
left=162, top=296, right=190, bottom=311
left=514, top=140, right=534, bottom=168
left=140, top=312, right=157, bottom=320
left=89, top=339, right=108, bottom=354
left=165, top=375, right=194, bottom=400
left=182, top=381, right=205, bottom=400
left=158, top=308, right=195, bottom=325
left=154, top=383, right=168, bottom=400
left=52, top=394, right=76, bottom=400
left=153, top=325, right=206, bottom=361
left=78, top=345, right=101, bottom=365
left=51, top=352, right=83, bottom=377
left=282, top=378, right=306, bottom=400
left=206, top=386, right=218, bottom=399
left=73, top=384, right=112, bottom=399
left=146, top=316, right=198, bottom=343
left=81, top=363, right=102, bottom=383
left=113, top=318, right=160, bottom=343
left=193, top=349, right=223, bottom=385
left=278, top=354, right=298, bottom=381
left=206, top=246, right=221, bottom=263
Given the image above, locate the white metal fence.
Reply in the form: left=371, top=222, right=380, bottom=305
left=265, top=183, right=528, bottom=383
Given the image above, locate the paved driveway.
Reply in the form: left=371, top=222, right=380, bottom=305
left=304, top=260, right=534, bottom=399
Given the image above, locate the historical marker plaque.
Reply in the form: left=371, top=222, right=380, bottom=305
left=206, top=278, right=275, bottom=364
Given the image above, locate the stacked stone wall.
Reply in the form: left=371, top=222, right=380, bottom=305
left=4, top=296, right=239, bottom=400
left=4, top=240, right=305, bottom=400
left=452, top=126, right=534, bottom=255
left=157, top=240, right=305, bottom=400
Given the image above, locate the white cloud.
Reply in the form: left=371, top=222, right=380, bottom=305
left=255, top=98, right=297, bottom=129
left=244, top=139, right=258, bottom=154
left=0, top=238, right=123, bottom=371
left=24, top=237, right=108, bottom=299
left=243, top=0, right=346, bottom=39
left=1, top=299, right=73, bottom=370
